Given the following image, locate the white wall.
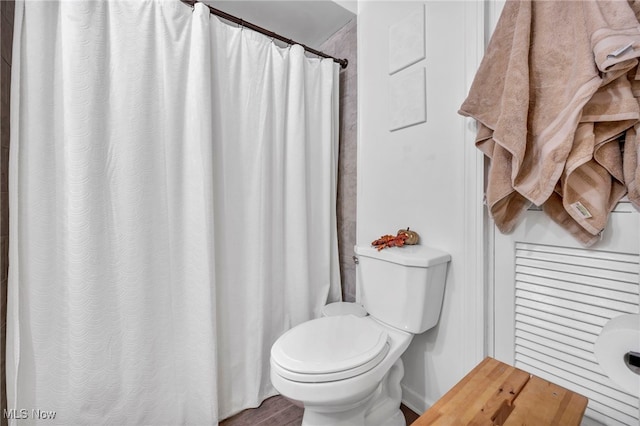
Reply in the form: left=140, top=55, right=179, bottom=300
left=357, top=0, right=485, bottom=411
left=332, top=0, right=357, bottom=15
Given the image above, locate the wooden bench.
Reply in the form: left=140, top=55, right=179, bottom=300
left=412, top=357, right=588, bottom=426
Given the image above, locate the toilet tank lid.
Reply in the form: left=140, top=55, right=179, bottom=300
left=355, top=244, right=451, bottom=267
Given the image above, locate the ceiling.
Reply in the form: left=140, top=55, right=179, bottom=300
left=206, top=1, right=356, bottom=49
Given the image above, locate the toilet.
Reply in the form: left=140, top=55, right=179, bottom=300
left=270, top=244, right=451, bottom=426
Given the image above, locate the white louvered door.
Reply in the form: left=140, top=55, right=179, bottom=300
left=493, top=201, right=640, bottom=426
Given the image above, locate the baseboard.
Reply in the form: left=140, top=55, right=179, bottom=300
left=400, top=383, right=435, bottom=417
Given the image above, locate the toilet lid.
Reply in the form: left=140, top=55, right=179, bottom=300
left=271, top=316, right=389, bottom=382
left=321, top=302, right=367, bottom=317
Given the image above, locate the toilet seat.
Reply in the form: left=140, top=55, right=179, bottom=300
left=271, top=315, right=389, bottom=383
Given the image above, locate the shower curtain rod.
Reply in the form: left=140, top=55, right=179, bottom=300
left=180, top=0, right=349, bottom=69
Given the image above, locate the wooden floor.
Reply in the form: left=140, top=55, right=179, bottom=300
left=220, top=395, right=421, bottom=426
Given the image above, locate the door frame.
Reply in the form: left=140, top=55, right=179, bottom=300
left=461, top=0, right=490, bottom=371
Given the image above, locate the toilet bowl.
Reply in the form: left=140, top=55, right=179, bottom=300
left=270, top=244, right=451, bottom=426
left=271, top=313, right=411, bottom=425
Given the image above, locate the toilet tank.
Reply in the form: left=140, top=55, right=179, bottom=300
left=354, top=244, right=451, bottom=334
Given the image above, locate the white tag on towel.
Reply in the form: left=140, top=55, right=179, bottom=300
left=571, top=201, right=593, bottom=219
left=608, top=43, right=633, bottom=58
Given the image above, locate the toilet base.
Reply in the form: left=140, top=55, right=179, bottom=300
left=299, top=359, right=406, bottom=426
left=302, top=405, right=367, bottom=426
left=301, top=406, right=405, bottom=426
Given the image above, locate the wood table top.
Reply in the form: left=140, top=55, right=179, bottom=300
left=411, top=357, right=588, bottom=426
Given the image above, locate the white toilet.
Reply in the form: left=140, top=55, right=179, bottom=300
left=270, top=244, right=451, bottom=426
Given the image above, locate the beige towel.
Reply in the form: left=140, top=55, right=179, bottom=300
left=624, top=65, right=640, bottom=211
left=542, top=74, right=639, bottom=244
left=625, top=125, right=640, bottom=209
left=460, top=0, right=640, bottom=241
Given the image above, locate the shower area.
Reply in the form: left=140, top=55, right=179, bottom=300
left=0, top=1, right=357, bottom=424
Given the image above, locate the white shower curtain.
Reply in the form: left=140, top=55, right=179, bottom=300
left=6, top=1, right=340, bottom=424
left=208, top=11, right=341, bottom=416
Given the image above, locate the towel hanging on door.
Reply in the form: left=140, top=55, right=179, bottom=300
left=459, top=0, right=640, bottom=246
